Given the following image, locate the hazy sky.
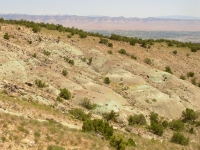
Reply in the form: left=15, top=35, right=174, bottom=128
left=0, top=0, right=200, bottom=18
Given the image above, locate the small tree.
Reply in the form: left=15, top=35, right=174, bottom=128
left=88, top=57, right=93, bottom=65
left=104, top=77, right=110, bottom=84
left=170, top=120, right=184, bottom=131
left=108, top=43, right=113, bottom=47
left=144, top=58, right=152, bottom=65
left=171, top=132, right=189, bottom=146
left=187, top=72, right=195, bottom=77
left=59, top=88, right=71, bottom=100
left=4, top=33, right=9, bottom=40
left=182, top=108, right=198, bottom=122
left=165, top=66, right=173, bottom=74
left=103, top=110, right=119, bottom=122
left=118, top=49, right=126, bottom=55
left=108, top=50, right=113, bottom=54
left=110, top=135, right=127, bottom=150
left=180, top=75, right=186, bottom=80
left=68, top=59, right=74, bottom=65
left=35, top=79, right=47, bottom=88
left=62, top=69, right=68, bottom=76
left=80, top=98, right=97, bottom=110
left=128, top=114, right=146, bottom=125
left=47, top=145, right=65, bottom=150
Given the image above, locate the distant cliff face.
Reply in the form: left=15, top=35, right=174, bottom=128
left=1, top=14, right=200, bottom=31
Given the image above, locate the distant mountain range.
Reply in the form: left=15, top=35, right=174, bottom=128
left=1, top=14, right=200, bottom=31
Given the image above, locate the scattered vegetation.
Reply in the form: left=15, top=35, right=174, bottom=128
left=47, top=145, right=65, bottom=150
left=1, top=18, right=200, bottom=52
left=82, top=119, right=113, bottom=139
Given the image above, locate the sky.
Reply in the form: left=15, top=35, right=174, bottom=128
left=0, top=0, right=200, bottom=18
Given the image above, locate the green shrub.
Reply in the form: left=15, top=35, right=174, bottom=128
left=103, top=110, right=119, bottom=122
left=56, top=96, right=63, bottom=102
left=189, top=127, right=194, bottom=134
left=67, top=34, right=72, bottom=38
left=149, top=112, right=164, bottom=136
left=127, top=138, right=136, bottom=147
left=187, top=72, right=195, bottom=77
left=104, top=77, right=110, bottom=84
left=144, top=58, right=152, bottom=65
left=130, top=55, right=137, bottom=60
left=99, top=38, right=108, bottom=44
left=82, top=119, right=113, bottom=139
left=191, top=47, right=198, bottom=52
left=108, top=50, right=113, bottom=54
left=81, top=57, right=86, bottom=62
left=80, top=98, right=97, bottom=110
left=118, top=49, right=126, bottom=55
left=88, top=57, right=93, bottom=65
left=33, top=53, right=37, bottom=58
left=128, top=114, right=147, bottom=125
left=79, top=32, right=87, bottom=38
left=68, top=59, right=74, bottom=65
left=165, top=66, right=173, bottom=74
left=149, top=122, right=164, bottom=136
left=69, top=108, right=91, bottom=121
left=59, top=88, right=71, bottom=100
left=4, top=33, right=9, bottom=40
left=43, top=50, right=51, bottom=56
left=108, top=43, right=113, bottom=47
left=34, top=131, right=41, bottom=137
left=162, top=120, right=169, bottom=128
left=182, top=108, right=198, bottom=122
left=47, top=145, right=65, bottom=150
left=180, top=75, right=186, bottom=80
left=32, top=25, right=41, bottom=33
left=191, top=78, right=197, bottom=85
left=150, top=112, right=159, bottom=123
left=170, top=120, right=184, bottom=131
left=173, top=50, right=177, bottom=54
left=110, top=135, right=127, bottom=150
left=171, top=132, right=189, bottom=146
left=62, top=69, right=68, bottom=76
left=35, top=79, right=47, bottom=88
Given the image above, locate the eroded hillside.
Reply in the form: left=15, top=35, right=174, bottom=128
left=0, top=23, right=200, bottom=150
